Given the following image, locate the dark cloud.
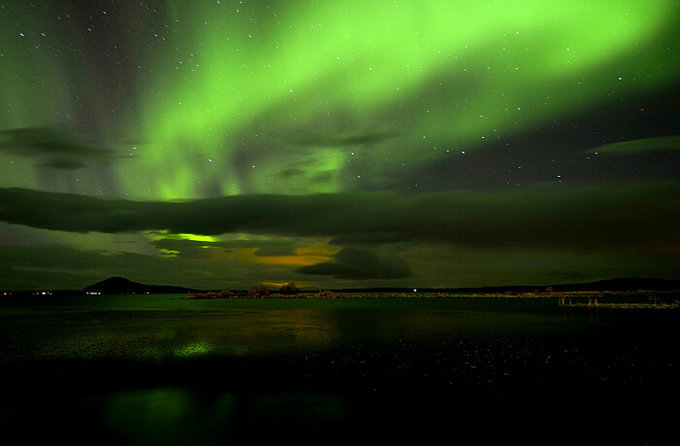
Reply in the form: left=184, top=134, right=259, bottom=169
left=0, top=127, right=121, bottom=170
left=0, top=182, right=677, bottom=254
left=587, top=135, right=680, bottom=155
left=289, top=131, right=396, bottom=147
left=279, top=167, right=305, bottom=178
left=329, top=232, right=411, bottom=246
left=297, top=248, right=410, bottom=279
left=38, top=159, right=90, bottom=170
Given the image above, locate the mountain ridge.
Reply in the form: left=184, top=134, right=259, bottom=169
left=83, top=276, right=193, bottom=294
left=79, top=276, right=680, bottom=295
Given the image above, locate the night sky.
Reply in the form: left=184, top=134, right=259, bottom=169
left=0, top=0, right=678, bottom=291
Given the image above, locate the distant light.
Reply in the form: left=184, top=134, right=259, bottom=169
left=413, top=288, right=417, bottom=292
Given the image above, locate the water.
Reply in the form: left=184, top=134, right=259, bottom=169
left=1, top=295, right=677, bottom=444
left=0, top=294, right=604, bottom=360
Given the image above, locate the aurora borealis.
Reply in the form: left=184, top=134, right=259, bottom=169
left=0, top=0, right=678, bottom=290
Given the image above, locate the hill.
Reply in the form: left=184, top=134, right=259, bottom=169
left=80, top=276, right=679, bottom=296
left=83, top=277, right=192, bottom=294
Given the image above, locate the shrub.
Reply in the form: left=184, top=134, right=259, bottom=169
left=217, top=290, right=233, bottom=298
left=279, top=282, right=299, bottom=296
left=184, top=292, right=216, bottom=299
left=316, top=290, right=335, bottom=299
left=248, top=284, right=269, bottom=298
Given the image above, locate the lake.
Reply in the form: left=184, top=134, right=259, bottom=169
left=0, top=295, right=677, bottom=444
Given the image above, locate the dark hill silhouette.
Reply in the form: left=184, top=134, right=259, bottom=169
left=83, top=277, right=192, bottom=294
left=81, top=276, right=679, bottom=295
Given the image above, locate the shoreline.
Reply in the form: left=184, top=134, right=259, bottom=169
left=182, top=290, right=680, bottom=310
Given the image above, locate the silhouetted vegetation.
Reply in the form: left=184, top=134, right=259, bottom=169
left=184, top=289, right=233, bottom=299
left=279, top=282, right=299, bottom=296
left=247, top=284, right=270, bottom=298
left=178, top=286, right=679, bottom=308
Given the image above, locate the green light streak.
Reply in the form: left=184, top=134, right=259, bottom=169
left=1, top=1, right=677, bottom=201
left=148, top=231, right=220, bottom=243
left=116, top=0, right=678, bottom=199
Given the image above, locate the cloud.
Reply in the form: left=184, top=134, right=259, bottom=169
left=38, top=159, right=91, bottom=170
left=149, top=236, right=294, bottom=251
left=254, top=245, right=297, bottom=257
left=149, top=236, right=298, bottom=259
left=0, top=244, right=304, bottom=291
left=289, top=131, right=396, bottom=147
left=0, top=127, right=121, bottom=170
left=0, top=181, right=677, bottom=254
left=297, top=248, right=410, bottom=279
left=586, top=135, right=680, bottom=155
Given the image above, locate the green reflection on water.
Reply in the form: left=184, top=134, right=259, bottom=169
left=173, top=341, right=212, bottom=358
left=103, top=388, right=346, bottom=444
left=104, top=388, right=238, bottom=445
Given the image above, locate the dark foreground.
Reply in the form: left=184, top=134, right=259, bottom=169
left=0, top=297, right=677, bottom=445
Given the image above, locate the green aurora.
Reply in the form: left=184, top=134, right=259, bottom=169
left=0, top=0, right=678, bottom=290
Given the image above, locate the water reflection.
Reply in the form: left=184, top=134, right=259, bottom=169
left=0, top=297, right=619, bottom=362
left=173, top=341, right=212, bottom=358
left=105, top=388, right=210, bottom=444
left=166, top=308, right=342, bottom=357
left=103, top=387, right=345, bottom=444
